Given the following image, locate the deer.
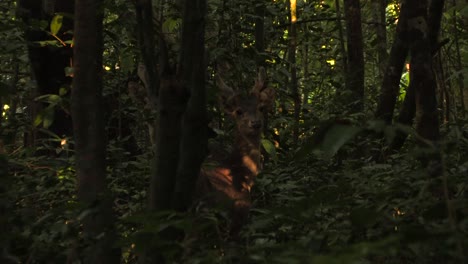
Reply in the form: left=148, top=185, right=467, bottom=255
left=196, top=67, right=275, bottom=236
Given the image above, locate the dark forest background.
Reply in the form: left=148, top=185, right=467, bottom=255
left=0, top=0, right=467, bottom=263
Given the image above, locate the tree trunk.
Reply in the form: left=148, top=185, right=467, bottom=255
left=451, top=0, right=466, bottom=115
left=335, top=0, right=348, bottom=73
left=150, top=76, right=188, bottom=210
left=372, top=0, right=388, bottom=81
left=343, top=0, right=365, bottom=112
left=390, top=79, right=416, bottom=151
left=288, top=0, right=300, bottom=144
left=375, top=2, right=410, bottom=123
left=255, top=1, right=266, bottom=68
left=172, top=0, right=207, bottom=211
left=71, top=0, right=119, bottom=262
left=135, top=0, right=160, bottom=104
left=389, top=0, right=445, bottom=152
left=407, top=0, right=441, bottom=143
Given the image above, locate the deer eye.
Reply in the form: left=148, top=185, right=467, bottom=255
left=235, top=109, right=244, bottom=116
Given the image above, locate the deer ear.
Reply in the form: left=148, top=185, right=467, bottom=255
left=259, top=87, right=275, bottom=111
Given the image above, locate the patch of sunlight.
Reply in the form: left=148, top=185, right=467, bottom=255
left=56, top=168, right=70, bottom=181
left=290, top=0, right=297, bottom=22
left=104, top=66, right=111, bottom=71
left=2, top=104, right=9, bottom=118
left=242, top=42, right=252, bottom=48
left=387, top=3, right=399, bottom=19
left=326, top=59, right=335, bottom=66
left=321, top=45, right=327, bottom=49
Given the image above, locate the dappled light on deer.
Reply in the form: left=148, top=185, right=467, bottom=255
left=196, top=67, right=275, bottom=236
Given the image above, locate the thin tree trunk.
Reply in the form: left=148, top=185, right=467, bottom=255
left=135, top=0, right=160, bottom=105
left=335, top=0, right=348, bottom=73
left=372, top=0, right=388, bottom=81
left=288, top=0, right=300, bottom=144
left=0, top=147, right=11, bottom=263
left=255, top=1, right=266, bottom=68
left=302, top=42, right=309, bottom=108
left=343, top=0, right=365, bottom=112
left=451, top=0, right=465, bottom=115
left=71, top=0, right=119, bottom=262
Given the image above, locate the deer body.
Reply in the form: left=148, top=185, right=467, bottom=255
left=196, top=68, right=274, bottom=234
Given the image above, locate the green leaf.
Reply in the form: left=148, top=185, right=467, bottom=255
left=162, top=18, right=181, bottom=33
left=35, top=40, right=61, bottom=47
left=261, top=139, right=277, bottom=161
left=59, top=87, right=67, bottom=96
left=35, top=94, right=61, bottom=105
left=50, top=14, right=63, bottom=35
left=42, top=106, right=55, bottom=129
left=65, top=66, right=74, bottom=77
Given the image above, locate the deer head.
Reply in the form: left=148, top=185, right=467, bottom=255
left=217, top=67, right=275, bottom=138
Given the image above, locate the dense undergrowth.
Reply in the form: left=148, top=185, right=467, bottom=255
left=3, top=120, right=467, bottom=263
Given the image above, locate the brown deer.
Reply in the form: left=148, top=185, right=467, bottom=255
left=196, top=67, right=275, bottom=235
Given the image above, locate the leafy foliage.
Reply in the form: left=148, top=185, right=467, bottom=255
left=1, top=0, right=467, bottom=263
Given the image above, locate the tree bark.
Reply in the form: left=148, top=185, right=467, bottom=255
left=389, top=0, right=444, bottom=151
left=255, top=1, right=266, bottom=68
left=343, top=0, right=365, bottom=112
left=407, top=0, right=441, bottom=142
left=150, top=76, right=188, bottom=210
left=135, top=0, right=160, bottom=104
left=451, top=0, right=466, bottom=115
left=372, top=0, right=388, bottom=81
left=172, top=0, right=207, bottom=211
left=335, top=0, right=348, bottom=73
left=375, top=2, right=410, bottom=123
left=288, top=0, right=300, bottom=144
left=71, top=0, right=119, bottom=262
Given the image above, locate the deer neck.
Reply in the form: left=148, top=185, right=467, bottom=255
left=227, top=132, right=262, bottom=190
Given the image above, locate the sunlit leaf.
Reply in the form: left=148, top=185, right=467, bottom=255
left=50, top=14, right=63, bottom=35
left=261, top=139, right=277, bottom=161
